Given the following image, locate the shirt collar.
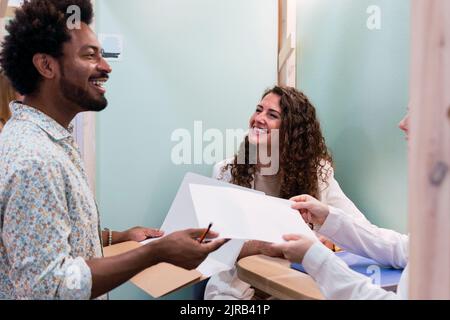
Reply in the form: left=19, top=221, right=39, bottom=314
left=10, top=101, right=74, bottom=141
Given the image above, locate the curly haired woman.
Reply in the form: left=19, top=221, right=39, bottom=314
left=204, top=86, right=370, bottom=300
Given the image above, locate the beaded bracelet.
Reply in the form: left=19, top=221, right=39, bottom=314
left=104, top=228, right=113, bottom=246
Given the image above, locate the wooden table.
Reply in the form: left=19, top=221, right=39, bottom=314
left=237, top=255, right=324, bottom=300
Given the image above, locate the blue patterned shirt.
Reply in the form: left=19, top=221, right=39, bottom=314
left=0, top=102, right=103, bottom=299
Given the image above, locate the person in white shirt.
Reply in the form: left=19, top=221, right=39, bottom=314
left=272, top=113, right=411, bottom=300
left=204, top=86, right=371, bottom=300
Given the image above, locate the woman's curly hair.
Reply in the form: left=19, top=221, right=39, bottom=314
left=0, top=0, right=93, bottom=95
left=226, top=86, right=333, bottom=200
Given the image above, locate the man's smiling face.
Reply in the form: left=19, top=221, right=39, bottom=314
left=58, top=22, right=112, bottom=112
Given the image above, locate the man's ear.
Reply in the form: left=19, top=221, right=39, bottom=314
left=32, top=54, right=59, bottom=79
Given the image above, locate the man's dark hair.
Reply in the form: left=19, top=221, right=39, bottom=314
left=0, top=0, right=94, bottom=95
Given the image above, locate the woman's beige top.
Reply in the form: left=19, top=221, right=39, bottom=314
left=254, top=170, right=282, bottom=197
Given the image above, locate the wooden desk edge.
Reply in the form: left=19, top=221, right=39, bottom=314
left=237, top=255, right=324, bottom=300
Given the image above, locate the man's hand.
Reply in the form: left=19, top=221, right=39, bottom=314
left=88, top=228, right=225, bottom=299
left=272, top=234, right=317, bottom=263
left=151, top=228, right=227, bottom=270
left=290, top=194, right=330, bottom=226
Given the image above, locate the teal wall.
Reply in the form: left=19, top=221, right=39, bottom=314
left=296, top=0, right=410, bottom=232
left=95, top=0, right=277, bottom=299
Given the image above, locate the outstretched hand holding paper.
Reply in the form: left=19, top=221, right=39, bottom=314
left=189, top=184, right=317, bottom=243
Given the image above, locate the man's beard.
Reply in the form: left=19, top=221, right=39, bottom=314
left=59, top=71, right=108, bottom=112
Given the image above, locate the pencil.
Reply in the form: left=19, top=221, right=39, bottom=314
left=198, top=223, right=213, bottom=243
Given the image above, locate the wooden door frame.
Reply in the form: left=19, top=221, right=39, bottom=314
left=409, top=0, right=450, bottom=299
left=278, top=0, right=296, bottom=87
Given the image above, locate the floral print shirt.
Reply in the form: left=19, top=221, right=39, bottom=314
left=0, top=102, right=103, bottom=299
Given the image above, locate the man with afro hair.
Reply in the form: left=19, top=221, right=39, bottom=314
left=0, top=0, right=225, bottom=299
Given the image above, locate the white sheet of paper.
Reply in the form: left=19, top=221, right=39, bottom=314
left=140, top=172, right=262, bottom=245
left=189, top=184, right=317, bottom=243
left=139, top=172, right=258, bottom=276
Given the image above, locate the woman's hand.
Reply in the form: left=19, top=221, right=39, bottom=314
left=257, top=241, right=285, bottom=258
left=119, top=226, right=164, bottom=243
left=238, top=240, right=284, bottom=260
left=290, top=194, right=330, bottom=226
left=318, top=235, right=335, bottom=251
left=272, top=234, right=317, bottom=263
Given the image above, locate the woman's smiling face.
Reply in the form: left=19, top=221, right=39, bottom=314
left=248, top=92, right=282, bottom=148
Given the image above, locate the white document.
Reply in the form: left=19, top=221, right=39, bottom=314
left=141, top=172, right=263, bottom=244
left=140, top=172, right=262, bottom=276
left=195, top=238, right=245, bottom=277
left=189, top=184, right=317, bottom=244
